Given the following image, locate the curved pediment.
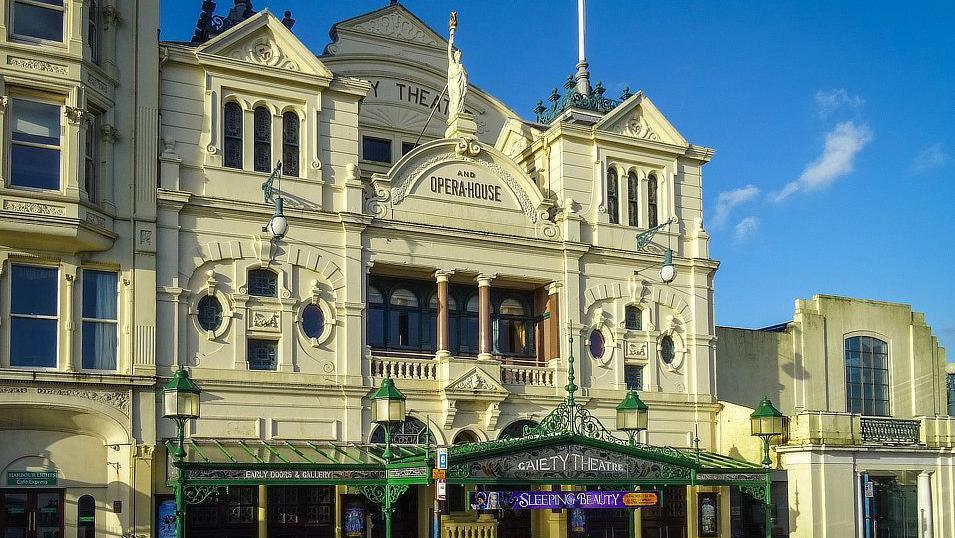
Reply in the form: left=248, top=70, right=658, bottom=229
left=367, top=139, right=558, bottom=240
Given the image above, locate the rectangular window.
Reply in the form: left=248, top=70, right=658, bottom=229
left=401, top=142, right=418, bottom=156
left=362, top=136, right=392, bottom=163
left=12, top=0, right=65, bottom=42
left=10, top=98, right=62, bottom=190
left=248, top=339, right=277, bottom=370
left=845, top=336, right=890, bottom=416
left=82, top=270, right=117, bottom=370
left=10, top=264, right=58, bottom=368
left=88, top=0, right=100, bottom=64
left=948, top=374, right=955, bottom=416
left=625, top=306, right=642, bottom=330
left=84, top=111, right=100, bottom=202
left=625, top=365, right=643, bottom=391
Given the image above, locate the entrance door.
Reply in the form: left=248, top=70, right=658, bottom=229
left=268, top=486, right=336, bottom=538
left=186, top=485, right=258, bottom=538
left=869, top=478, right=917, bottom=538
left=371, top=486, right=418, bottom=538
left=494, top=486, right=531, bottom=538
left=641, top=486, right=687, bottom=538
left=0, top=490, right=64, bottom=538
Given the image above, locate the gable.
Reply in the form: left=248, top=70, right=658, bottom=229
left=595, top=92, right=688, bottom=147
left=446, top=367, right=507, bottom=394
left=329, top=4, right=444, bottom=52
left=197, top=11, right=332, bottom=79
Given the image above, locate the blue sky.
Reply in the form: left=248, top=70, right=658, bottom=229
left=160, top=1, right=955, bottom=353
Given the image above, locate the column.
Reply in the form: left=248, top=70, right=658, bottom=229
left=476, top=274, right=494, bottom=361
left=257, top=485, right=267, bottom=538
left=435, top=270, right=453, bottom=359
left=918, top=470, right=934, bottom=538
left=545, top=282, right=561, bottom=361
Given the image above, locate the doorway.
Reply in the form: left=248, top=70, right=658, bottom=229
left=641, top=486, right=687, bottom=538
left=268, top=486, right=336, bottom=538
left=867, top=476, right=917, bottom=538
left=0, top=490, right=63, bottom=538
left=371, top=486, right=418, bottom=538
left=186, top=485, right=258, bottom=538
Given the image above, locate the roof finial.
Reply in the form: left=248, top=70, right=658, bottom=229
left=575, top=0, right=591, bottom=96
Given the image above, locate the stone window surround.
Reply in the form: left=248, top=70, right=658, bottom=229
left=603, top=160, right=674, bottom=231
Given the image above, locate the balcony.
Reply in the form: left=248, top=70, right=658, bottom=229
left=0, top=191, right=116, bottom=253
left=441, top=514, right=497, bottom=538
left=860, top=417, right=921, bottom=445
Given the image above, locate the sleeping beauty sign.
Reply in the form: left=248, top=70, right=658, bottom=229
left=470, top=490, right=660, bottom=510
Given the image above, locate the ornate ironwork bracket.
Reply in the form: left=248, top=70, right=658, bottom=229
left=635, top=218, right=675, bottom=252
left=183, top=485, right=227, bottom=505
left=737, top=483, right=765, bottom=501
left=261, top=161, right=283, bottom=203
left=357, top=484, right=410, bottom=512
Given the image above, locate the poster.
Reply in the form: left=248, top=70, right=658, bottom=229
left=698, top=492, right=719, bottom=537
left=156, top=498, right=177, bottom=538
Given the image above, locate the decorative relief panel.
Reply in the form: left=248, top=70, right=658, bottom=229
left=230, top=37, right=300, bottom=71
left=623, top=109, right=659, bottom=141
left=0, top=385, right=130, bottom=416
left=7, top=56, right=68, bottom=75
left=249, top=310, right=281, bottom=332
left=3, top=200, right=66, bottom=217
left=352, top=12, right=438, bottom=46
left=625, top=340, right=647, bottom=359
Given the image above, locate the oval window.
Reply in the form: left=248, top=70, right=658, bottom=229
left=302, top=303, right=324, bottom=339
left=197, top=295, right=223, bottom=332
left=588, top=329, right=605, bottom=359
left=660, top=335, right=676, bottom=364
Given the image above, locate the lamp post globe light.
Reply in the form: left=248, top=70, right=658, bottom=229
left=616, top=389, right=649, bottom=446
left=659, top=249, right=676, bottom=284
left=371, top=377, right=407, bottom=538
left=750, top=397, right=785, bottom=538
left=266, top=196, right=289, bottom=240
left=162, top=367, right=202, bottom=538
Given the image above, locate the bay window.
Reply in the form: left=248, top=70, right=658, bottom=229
left=12, top=0, right=65, bottom=43
left=10, top=98, right=61, bottom=190
left=81, top=270, right=117, bottom=370
left=10, top=264, right=59, bottom=368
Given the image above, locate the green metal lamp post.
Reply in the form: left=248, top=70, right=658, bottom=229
left=750, top=397, right=785, bottom=538
left=162, top=367, right=202, bottom=538
left=616, top=390, right=649, bottom=446
left=616, top=389, right=649, bottom=538
left=371, top=377, right=407, bottom=538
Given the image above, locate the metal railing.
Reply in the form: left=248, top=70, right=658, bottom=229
left=860, top=417, right=921, bottom=445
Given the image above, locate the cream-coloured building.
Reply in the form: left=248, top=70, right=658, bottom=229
left=717, top=295, right=953, bottom=538
left=0, top=0, right=160, bottom=536
left=0, top=2, right=951, bottom=538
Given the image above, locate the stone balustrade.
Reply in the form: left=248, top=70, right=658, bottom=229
left=500, top=364, right=556, bottom=387
left=442, top=514, right=498, bottom=538
left=370, top=355, right=438, bottom=381
left=787, top=411, right=862, bottom=445
left=785, top=412, right=955, bottom=448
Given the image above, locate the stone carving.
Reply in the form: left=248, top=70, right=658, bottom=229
left=86, top=74, right=109, bottom=93
left=85, top=211, right=107, bottom=227
left=65, top=106, right=85, bottom=125
left=35, top=387, right=130, bottom=415
left=456, top=371, right=491, bottom=391
left=0, top=386, right=28, bottom=394
left=624, top=109, right=659, bottom=141
left=250, top=311, right=280, bottom=330
left=0, top=96, right=8, bottom=109
left=353, top=12, right=438, bottom=46
left=3, top=200, right=66, bottom=216
left=447, top=13, right=468, bottom=118
left=626, top=341, right=648, bottom=358
left=102, top=4, right=121, bottom=29
left=454, top=137, right=481, bottom=157
left=101, top=124, right=119, bottom=143
left=139, top=229, right=153, bottom=246
left=230, top=37, right=299, bottom=71
left=7, top=56, right=68, bottom=75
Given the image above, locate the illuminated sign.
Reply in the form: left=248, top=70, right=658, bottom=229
left=469, top=490, right=661, bottom=510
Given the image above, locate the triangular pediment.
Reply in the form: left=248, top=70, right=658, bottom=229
left=331, top=4, right=444, bottom=50
left=446, top=366, right=508, bottom=394
left=197, top=11, right=332, bottom=78
left=595, top=92, right=688, bottom=147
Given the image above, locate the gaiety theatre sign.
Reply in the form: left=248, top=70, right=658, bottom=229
left=429, top=169, right=502, bottom=203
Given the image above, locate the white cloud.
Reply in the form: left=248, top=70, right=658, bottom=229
left=913, top=143, right=950, bottom=174
left=815, top=89, right=864, bottom=118
left=734, top=216, right=759, bottom=242
left=772, top=121, right=873, bottom=202
left=713, top=185, right=760, bottom=226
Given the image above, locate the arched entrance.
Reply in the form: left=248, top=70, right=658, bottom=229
left=370, top=417, right=435, bottom=538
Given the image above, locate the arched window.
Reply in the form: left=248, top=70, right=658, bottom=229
left=389, top=288, right=420, bottom=348
left=367, top=285, right=385, bottom=348
left=607, top=168, right=619, bottom=224
left=371, top=417, right=431, bottom=445
left=248, top=269, right=277, bottom=297
left=197, top=295, right=223, bottom=332
left=282, top=111, right=299, bottom=177
left=625, top=305, right=642, bottom=330
left=78, top=495, right=95, bottom=538
left=499, top=419, right=538, bottom=440
left=845, top=336, right=889, bottom=416
left=223, top=102, right=243, bottom=169
left=253, top=106, right=272, bottom=172
left=627, top=171, right=639, bottom=226
left=460, top=293, right=480, bottom=355
left=647, top=173, right=659, bottom=227
left=494, top=295, right=534, bottom=357
left=660, top=335, right=675, bottom=364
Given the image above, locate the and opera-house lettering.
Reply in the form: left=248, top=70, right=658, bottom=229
left=429, top=169, right=502, bottom=202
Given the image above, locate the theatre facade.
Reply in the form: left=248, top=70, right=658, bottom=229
left=151, top=2, right=738, bottom=537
